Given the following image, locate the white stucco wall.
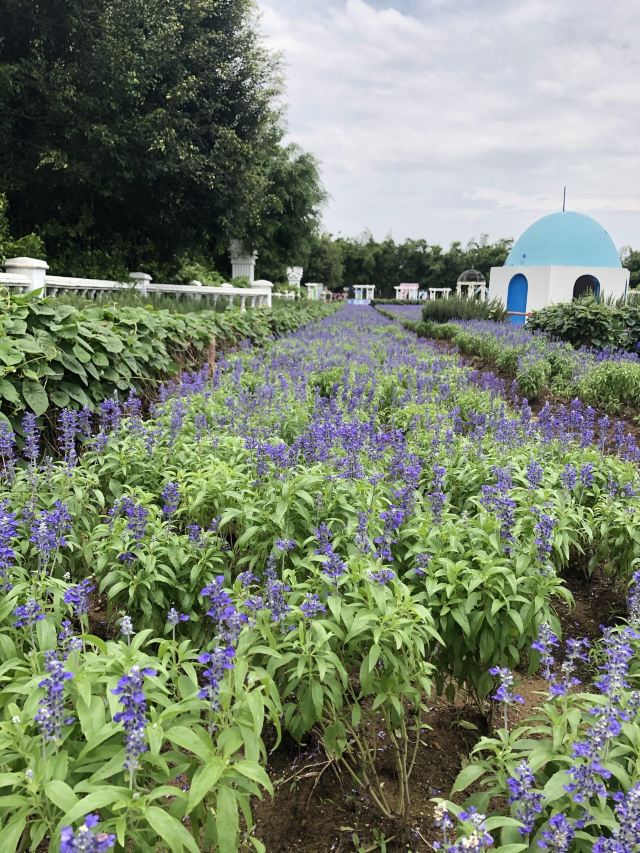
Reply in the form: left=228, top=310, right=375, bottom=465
left=489, top=265, right=629, bottom=316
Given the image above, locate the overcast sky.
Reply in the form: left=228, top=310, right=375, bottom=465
left=257, top=0, right=640, bottom=249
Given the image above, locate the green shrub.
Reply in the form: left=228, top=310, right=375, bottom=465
left=577, top=361, right=640, bottom=413
left=421, top=295, right=505, bottom=324
left=527, top=297, right=624, bottom=349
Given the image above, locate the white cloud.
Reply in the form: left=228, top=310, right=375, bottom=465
left=257, top=0, right=640, bottom=247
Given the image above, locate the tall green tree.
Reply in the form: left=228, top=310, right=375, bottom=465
left=0, top=0, right=324, bottom=277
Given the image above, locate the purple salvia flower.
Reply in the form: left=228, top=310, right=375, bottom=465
left=198, top=646, right=235, bottom=722
left=429, top=464, right=446, bottom=523
left=57, top=408, right=78, bottom=470
left=0, top=501, right=18, bottom=591
left=531, top=623, right=559, bottom=681
left=506, top=759, right=543, bottom=835
left=160, top=481, right=180, bottom=517
left=60, top=814, right=116, bottom=852
left=300, top=593, right=326, bottom=619
left=560, top=464, right=577, bottom=490
left=29, top=501, right=72, bottom=563
left=538, top=813, right=575, bottom=851
left=526, top=459, right=544, bottom=489
left=0, top=421, right=16, bottom=481
left=14, top=598, right=45, bottom=628
left=22, top=411, right=40, bottom=465
left=34, top=650, right=74, bottom=743
left=549, top=638, right=590, bottom=697
left=112, top=665, right=156, bottom=774
left=63, top=579, right=94, bottom=618
left=167, top=608, right=189, bottom=627
left=369, top=568, right=395, bottom=585
left=58, top=620, right=83, bottom=659
left=119, top=615, right=134, bottom=637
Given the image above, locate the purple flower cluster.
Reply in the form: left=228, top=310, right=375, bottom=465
left=60, top=814, right=116, bottom=852
left=30, top=501, right=72, bottom=567
left=506, top=759, right=543, bottom=835
left=489, top=666, right=524, bottom=706
left=14, top=598, right=45, bottom=629
left=531, top=507, right=556, bottom=567
left=300, top=592, right=326, bottom=619
left=481, top=467, right=516, bottom=554
left=0, top=501, right=18, bottom=590
left=538, top=813, right=575, bottom=851
left=315, top=523, right=347, bottom=583
left=0, top=421, right=16, bottom=481
left=593, top=783, right=640, bottom=852
left=34, top=650, right=74, bottom=742
left=108, top=496, right=148, bottom=544
left=22, top=411, right=40, bottom=465
left=531, top=623, right=559, bottom=680
left=201, top=575, right=249, bottom=642
left=167, top=607, right=189, bottom=627
left=198, top=646, right=235, bottom=717
left=160, top=481, right=180, bottom=517
left=428, top=464, right=447, bottom=524
left=58, top=408, right=78, bottom=470
left=63, top=579, right=94, bottom=618
left=112, top=665, right=156, bottom=773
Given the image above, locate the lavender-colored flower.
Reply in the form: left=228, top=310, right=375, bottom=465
left=579, top=463, right=594, bottom=487
left=628, top=571, right=640, bottom=624
left=531, top=623, right=559, bottom=681
left=449, top=808, right=494, bottom=852
left=99, top=398, right=121, bottom=435
left=592, top=783, right=640, bottom=852
left=429, top=464, right=447, bottom=523
left=167, top=608, right=189, bottom=627
left=369, top=568, right=395, bottom=585
left=355, top=511, right=370, bottom=553
left=34, top=650, right=74, bottom=742
left=237, top=570, right=258, bottom=587
left=14, top=599, right=45, bottom=628
left=160, top=482, right=180, bottom=517
left=60, top=814, right=116, bottom=852
left=549, top=638, right=590, bottom=697
left=594, top=626, right=638, bottom=696
left=560, top=464, right=577, bottom=490
left=532, top=507, right=556, bottom=567
left=77, top=406, right=94, bottom=440
left=0, top=421, right=16, bottom=481
left=526, top=459, right=544, bottom=489
left=265, top=558, right=291, bottom=622
left=414, top=553, right=431, bottom=576
left=433, top=801, right=454, bottom=848
left=0, top=501, right=18, bottom=590
left=63, top=579, right=94, bottom=618
left=506, top=759, right=543, bottom=835
left=300, top=593, right=326, bottom=619
left=489, top=666, right=524, bottom=720
left=58, top=408, right=78, bottom=470
left=29, top=501, right=72, bottom=562
left=186, top=523, right=203, bottom=545
left=275, top=538, right=296, bottom=552
left=108, top=497, right=148, bottom=543
left=119, top=615, right=134, bottom=637
left=112, top=665, right=156, bottom=772
left=22, top=411, right=40, bottom=465
left=481, top=468, right=516, bottom=554
left=58, top=620, right=83, bottom=659
left=198, top=646, right=235, bottom=716
left=538, top=813, right=575, bottom=851
left=118, top=551, right=136, bottom=564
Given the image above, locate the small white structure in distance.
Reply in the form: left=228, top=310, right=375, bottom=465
left=305, top=282, right=324, bottom=301
left=489, top=211, right=629, bottom=325
left=286, top=266, right=303, bottom=287
left=428, top=287, right=451, bottom=300
left=394, top=282, right=419, bottom=300
left=456, top=269, right=487, bottom=300
left=351, top=284, right=375, bottom=304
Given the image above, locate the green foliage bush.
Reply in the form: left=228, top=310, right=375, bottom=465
left=577, top=361, right=640, bottom=413
left=528, top=296, right=640, bottom=351
left=0, top=291, right=333, bottom=430
left=421, top=295, right=506, bottom=324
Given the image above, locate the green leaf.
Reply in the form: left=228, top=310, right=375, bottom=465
left=216, top=785, right=240, bottom=853
left=187, top=758, right=225, bottom=811
left=451, top=763, right=487, bottom=794
left=144, top=805, right=200, bottom=853
left=45, top=780, right=78, bottom=812
left=22, top=378, right=48, bottom=415
left=0, top=379, right=20, bottom=405
left=165, top=725, right=214, bottom=762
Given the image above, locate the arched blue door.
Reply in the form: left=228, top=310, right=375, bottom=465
left=507, top=274, right=528, bottom=325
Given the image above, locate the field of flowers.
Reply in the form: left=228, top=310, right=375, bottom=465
left=0, top=305, right=639, bottom=851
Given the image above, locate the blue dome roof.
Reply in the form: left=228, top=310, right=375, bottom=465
left=505, top=211, right=622, bottom=268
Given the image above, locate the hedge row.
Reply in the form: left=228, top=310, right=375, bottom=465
left=0, top=292, right=334, bottom=432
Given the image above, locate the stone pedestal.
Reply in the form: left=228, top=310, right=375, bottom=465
left=229, top=240, right=258, bottom=284
left=4, top=257, right=49, bottom=294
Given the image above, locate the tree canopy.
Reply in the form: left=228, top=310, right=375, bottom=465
left=0, top=0, right=325, bottom=278
left=304, top=232, right=513, bottom=296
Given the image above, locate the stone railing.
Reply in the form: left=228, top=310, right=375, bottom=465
left=0, top=258, right=273, bottom=310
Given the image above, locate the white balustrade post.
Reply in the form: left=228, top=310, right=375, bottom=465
left=229, top=240, right=258, bottom=284
left=129, top=271, right=152, bottom=296
left=286, top=266, right=303, bottom=288
left=4, top=257, right=49, bottom=295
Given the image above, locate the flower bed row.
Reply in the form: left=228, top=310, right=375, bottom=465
left=0, top=306, right=638, bottom=850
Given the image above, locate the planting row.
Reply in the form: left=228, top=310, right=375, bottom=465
left=0, top=291, right=333, bottom=433
left=0, top=307, right=638, bottom=850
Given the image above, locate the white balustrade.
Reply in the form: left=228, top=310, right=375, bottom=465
left=0, top=257, right=274, bottom=311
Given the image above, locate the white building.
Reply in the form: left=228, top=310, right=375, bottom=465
left=489, top=211, right=629, bottom=324
left=394, top=282, right=419, bottom=300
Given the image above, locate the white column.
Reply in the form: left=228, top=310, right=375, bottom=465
left=229, top=240, right=258, bottom=284
left=4, top=257, right=49, bottom=294
left=129, top=271, right=152, bottom=296
left=286, top=266, right=303, bottom=288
